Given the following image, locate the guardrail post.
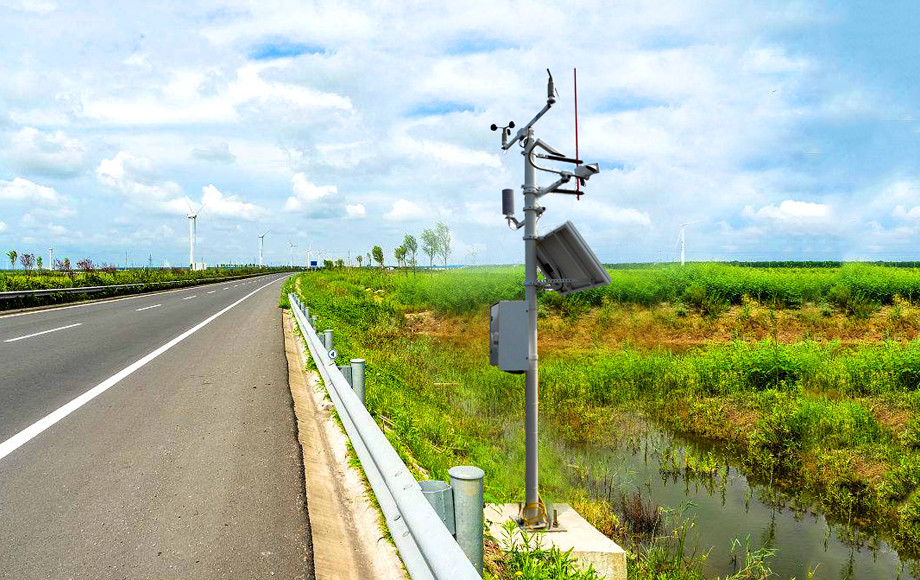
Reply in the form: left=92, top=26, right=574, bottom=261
left=420, top=480, right=455, bottom=535
left=449, top=466, right=485, bottom=575
left=311, top=315, right=318, bottom=329
left=324, top=329, right=333, bottom=351
left=350, top=358, right=365, bottom=404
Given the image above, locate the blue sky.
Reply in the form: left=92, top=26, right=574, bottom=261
left=0, top=0, right=919, bottom=266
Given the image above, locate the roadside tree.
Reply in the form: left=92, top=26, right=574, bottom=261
left=403, top=234, right=418, bottom=270
left=435, top=221, right=451, bottom=266
left=421, top=228, right=438, bottom=268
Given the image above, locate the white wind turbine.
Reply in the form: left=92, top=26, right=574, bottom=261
left=288, top=241, right=297, bottom=267
left=258, top=230, right=270, bottom=268
left=676, top=220, right=701, bottom=266
left=186, top=198, right=206, bottom=270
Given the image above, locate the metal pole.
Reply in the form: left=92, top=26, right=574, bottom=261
left=324, top=329, right=333, bottom=351
left=350, top=358, right=365, bottom=403
left=311, top=315, right=318, bottom=329
left=259, top=236, right=263, bottom=267
left=522, top=127, right=544, bottom=526
left=680, top=225, right=685, bottom=266
left=449, top=465, right=485, bottom=574
left=189, top=217, right=195, bottom=270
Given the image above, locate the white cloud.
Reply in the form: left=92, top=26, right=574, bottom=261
left=742, top=200, right=831, bottom=222
left=0, top=0, right=56, bottom=13
left=195, top=184, right=268, bottom=221
left=10, top=127, right=87, bottom=177
left=893, top=205, right=920, bottom=221
left=0, top=221, right=6, bottom=233
left=191, top=141, right=236, bottom=164
left=81, top=61, right=352, bottom=127
left=384, top=199, right=428, bottom=221
left=345, top=203, right=367, bottom=219
left=97, top=151, right=182, bottom=201
left=284, top=173, right=337, bottom=212
left=97, top=153, right=265, bottom=221
left=0, top=176, right=62, bottom=204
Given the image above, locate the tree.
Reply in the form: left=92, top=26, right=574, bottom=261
left=435, top=221, right=451, bottom=266
left=356, top=255, right=363, bottom=267
left=372, top=245, right=384, bottom=268
left=77, top=258, right=95, bottom=272
left=323, top=259, right=334, bottom=269
left=7, top=250, right=17, bottom=270
left=20, top=253, right=35, bottom=275
left=336, top=258, right=345, bottom=269
left=36, top=256, right=43, bottom=271
left=394, top=245, right=407, bottom=268
left=366, top=252, right=372, bottom=266
left=403, top=234, right=418, bottom=270
left=421, top=228, right=438, bottom=268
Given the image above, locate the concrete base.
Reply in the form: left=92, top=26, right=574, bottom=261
left=486, top=503, right=627, bottom=580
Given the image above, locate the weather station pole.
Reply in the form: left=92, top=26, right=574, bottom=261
left=491, top=70, right=608, bottom=529
left=521, top=126, right=541, bottom=525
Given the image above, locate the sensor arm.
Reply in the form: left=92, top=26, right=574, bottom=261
left=503, top=102, right=553, bottom=151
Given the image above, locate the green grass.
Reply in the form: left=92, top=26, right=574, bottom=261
left=378, top=263, right=920, bottom=315
left=287, top=266, right=920, bottom=577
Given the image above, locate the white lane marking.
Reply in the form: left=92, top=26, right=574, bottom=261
left=182, top=295, right=197, bottom=300
left=0, top=277, right=282, bottom=462
left=135, top=304, right=161, bottom=312
left=0, top=277, right=271, bottom=320
left=4, top=323, right=83, bottom=343
left=223, top=287, right=231, bottom=290
left=207, top=290, right=216, bottom=294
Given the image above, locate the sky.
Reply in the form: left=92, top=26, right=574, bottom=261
left=1, top=0, right=920, bottom=267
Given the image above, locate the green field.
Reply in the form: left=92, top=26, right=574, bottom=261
left=285, top=264, right=920, bottom=579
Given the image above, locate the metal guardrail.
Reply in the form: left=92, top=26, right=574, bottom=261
left=0, top=273, right=273, bottom=300
left=288, top=293, right=481, bottom=580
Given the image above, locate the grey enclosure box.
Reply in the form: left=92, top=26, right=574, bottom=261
left=536, top=220, right=612, bottom=295
left=490, top=301, right=528, bottom=373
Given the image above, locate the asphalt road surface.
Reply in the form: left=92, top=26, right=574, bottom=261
left=0, top=274, right=313, bottom=579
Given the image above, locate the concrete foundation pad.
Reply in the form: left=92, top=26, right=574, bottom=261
left=486, top=503, right=627, bottom=580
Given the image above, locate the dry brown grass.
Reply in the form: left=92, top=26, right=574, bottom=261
left=404, top=301, right=914, bottom=358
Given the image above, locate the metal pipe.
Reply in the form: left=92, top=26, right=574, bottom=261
left=522, top=129, right=544, bottom=526
left=324, top=329, right=333, bottom=351
left=351, top=358, right=365, bottom=404
left=449, top=465, right=485, bottom=574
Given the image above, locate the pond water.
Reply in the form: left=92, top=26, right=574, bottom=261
left=566, top=422, right=919, bottom=580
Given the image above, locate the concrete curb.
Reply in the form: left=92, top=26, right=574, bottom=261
left=283, top=311, right=406, bottom=580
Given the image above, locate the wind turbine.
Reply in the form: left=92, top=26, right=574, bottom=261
left=258, top=230, right=270, bottom=268
left=676, top=220, right=701, bottom=266
left=288, top=241, right=297, bottom=267
left=186, top=198, right=206, bottom=270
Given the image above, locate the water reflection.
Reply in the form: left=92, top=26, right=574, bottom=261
left=566, top=421, right=918, bottom=580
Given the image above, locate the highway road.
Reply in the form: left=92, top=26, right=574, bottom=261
left=0, top=273, right=313, bottom=579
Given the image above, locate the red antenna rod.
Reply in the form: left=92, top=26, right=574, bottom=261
left=574, top=67, right=580, bottom=200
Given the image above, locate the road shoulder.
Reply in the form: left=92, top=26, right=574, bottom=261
left=283, top=311, right=406, bottom=580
